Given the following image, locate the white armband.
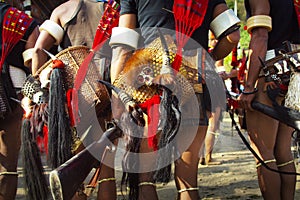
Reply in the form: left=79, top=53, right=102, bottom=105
left=216, top=66, right=226, bottom=73
left=22, top=48, right=34, bottom=67
left=210, top=9, right=240, bottom=39
left=109, top=27, right=139, bottom=50
left=39, top=20, right=64, bottom=45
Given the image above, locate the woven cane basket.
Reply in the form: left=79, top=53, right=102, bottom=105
left=36, top=45, right=110, bottom=109
left=113, top=35, right=200, bottom=105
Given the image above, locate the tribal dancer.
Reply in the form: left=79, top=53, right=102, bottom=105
left=238, top=0, right=300, bottom=199
left=109, top=0, right=240, bottom=199
left=0, top=1, right=39, bottom=199
left=24, top=0, right=119, bottom=199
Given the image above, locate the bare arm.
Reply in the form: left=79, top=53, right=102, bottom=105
left=244, top=0, right=270, bottom=92
left=239, top=0, right=270, bottom=110
left=31, top=31, right=56, bottom=75
left=31, top=0, right=80, bottom=75
left=110, top=13, right=137, bottom=83
left=25, top=26, right=39, bottom=49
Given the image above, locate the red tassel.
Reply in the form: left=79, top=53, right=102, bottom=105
left=139, top=94, right=161, bottom=150
left=36, top=136, right=43, bottom=152
left=43, top=125, right=48, bottom=155
left=172, top=54, right=182, bottom=73
left=52, top=59, right=65, bottom=69
left=35, top=125, right=48, bottom=154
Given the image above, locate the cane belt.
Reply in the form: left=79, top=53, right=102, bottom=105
left=258, top=44, right=300, bottom=111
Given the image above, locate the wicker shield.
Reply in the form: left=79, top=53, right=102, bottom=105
left=35, top=45, right=111, bottom=112
left=113, top=34, right=199, bottom=106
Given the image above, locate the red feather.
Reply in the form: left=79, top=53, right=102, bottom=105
left=172, top=0, right=209, bottom=71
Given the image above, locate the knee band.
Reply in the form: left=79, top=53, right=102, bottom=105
left=256, top=159, right=276, bottom=168
left=98, top=177, right=116, bottom=184
left=178, top=187, right=198, bottom=193
left=277, top=160, right=294, bottom=168
left=0, top=171, right=18, bottom=176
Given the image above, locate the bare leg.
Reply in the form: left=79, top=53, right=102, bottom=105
left=205, top=107, right=221, bottom=164
left=247, top=108, right=281, bottom=200
left=0, top=106, right=22, bottom=200
left=97, top=165, right=117, bottom=200
left=175, top=125, right=207, bottom=200
left=138, top=138, right=158, bottom=200
left=198, top=142, right=205, bottom=165
left=256, top=161, right=281, bottom=200
left=96, top=130, right=118, bottom=200
left=138, top=172, right=158, bottom=200
left=204, top=132, right=215, bottom=163
left=275, top=123, right=296, bottom=200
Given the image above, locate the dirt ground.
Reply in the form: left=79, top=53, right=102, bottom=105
left=16, top=112, right=300, bottom=199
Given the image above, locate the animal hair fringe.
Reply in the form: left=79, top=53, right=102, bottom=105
left=48, top=68, right=73, bottom=169
left=21, top=118, right=49, bottom=200
left=285, top=72, right=300, bottom=111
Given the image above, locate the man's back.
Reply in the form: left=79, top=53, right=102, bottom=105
left=49, top=0, right=105, bottom=49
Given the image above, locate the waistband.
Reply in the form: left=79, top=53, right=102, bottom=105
left=259, top=43, right=300, bottom=77
left=265, top=43, right=300, bottom=61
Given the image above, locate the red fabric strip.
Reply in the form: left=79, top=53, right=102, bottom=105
left=139, top=94, right=161, bottom=151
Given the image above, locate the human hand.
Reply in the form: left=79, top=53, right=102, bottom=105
left=218, top=71, right=227, bottom=80
left=238, top=88, right=258, bottom=111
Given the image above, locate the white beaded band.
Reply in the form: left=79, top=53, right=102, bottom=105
left=178, top=187, right=198, bottom=193
left=0, top=172, right=18, bottom=176
left=109, top=27, right=140, bottom=50
left=210, top=9, right=240, bottom=39
left=138, top=182, right=156, bottom=187
left=39, top=20, right=64, bottom=45
left=246, top=15, right=272, bottom=34
left=22, top=48, right=34, bottom=67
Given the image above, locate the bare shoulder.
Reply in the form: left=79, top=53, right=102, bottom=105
left=50, top=0, right=81, bottom=27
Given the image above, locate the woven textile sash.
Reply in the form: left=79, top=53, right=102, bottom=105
left=92, top=0, right=120, bottom=49
left=0, top=7, right=33, bottom=72
left=295, top=0, right=300, bottom=28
